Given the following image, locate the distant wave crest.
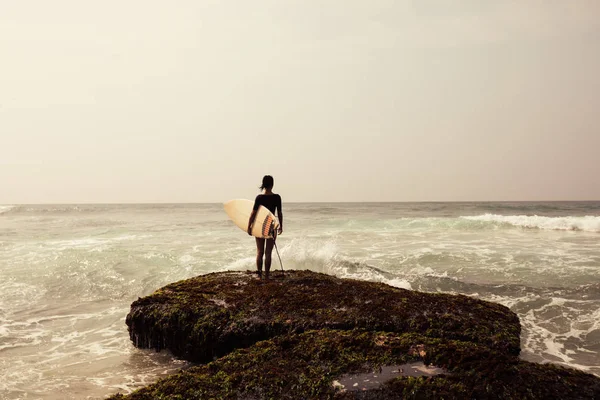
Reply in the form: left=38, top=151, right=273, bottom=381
left=462, top=214, right=600, bottom=232
left=0, top=205, right=16, bottom=215
left=0, top=205, right=96, bottom=215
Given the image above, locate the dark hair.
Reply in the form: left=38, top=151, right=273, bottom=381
left=260, top=175, right=274, bottom=191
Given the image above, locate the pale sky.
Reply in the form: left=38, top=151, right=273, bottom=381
left=1, top=1, right=599, bottom=203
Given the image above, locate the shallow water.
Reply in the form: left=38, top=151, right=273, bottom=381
left=1, top=202, right=599, bottom=399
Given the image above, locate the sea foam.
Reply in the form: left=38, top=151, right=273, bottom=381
left=462, top=214, right=600, bottom=232
left=0, top=205, right=15, bottom=215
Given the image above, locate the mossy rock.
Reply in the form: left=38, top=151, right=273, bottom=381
left=108, top=329, right=600, bottom=399
left=126, top=270, right=520, bottom=363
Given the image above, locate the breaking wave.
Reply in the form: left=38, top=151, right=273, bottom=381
left=462, top=214, right=600, bottom=233
left=0, top=205, right=16, bottom=215
left=224, top=238, right=413, bottom=290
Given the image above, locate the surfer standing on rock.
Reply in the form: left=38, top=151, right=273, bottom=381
left=247, top=175, right=283, bottom=280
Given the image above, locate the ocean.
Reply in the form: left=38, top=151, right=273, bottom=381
left=1, top=202, right=599, bottom=399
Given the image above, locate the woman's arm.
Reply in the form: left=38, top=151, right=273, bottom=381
left=247, top=209, right=258, bottom=235
left=248, top=196, right=261, bottom=235
left=277, top=196, right=283, bottom=234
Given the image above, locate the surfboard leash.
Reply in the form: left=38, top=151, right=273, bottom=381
left=274, top=240, right=284, bottom=278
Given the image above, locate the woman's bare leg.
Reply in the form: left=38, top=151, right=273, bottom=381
left=255, top=238, right=265, bottom=278
left=265, top=238, right=275, bottom=279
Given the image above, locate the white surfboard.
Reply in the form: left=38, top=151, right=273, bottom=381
left=224, top=199, right=280, bottom=239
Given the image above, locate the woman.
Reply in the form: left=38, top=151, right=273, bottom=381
left=247, top=175, right=283, bottom=280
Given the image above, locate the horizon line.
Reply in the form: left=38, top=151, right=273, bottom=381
left=3, top=200, right=600, bottom=206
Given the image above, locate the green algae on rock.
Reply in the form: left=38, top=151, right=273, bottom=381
left=108, top=329, right=600, bottom=400
left=125, top=270, right=520, bottom=363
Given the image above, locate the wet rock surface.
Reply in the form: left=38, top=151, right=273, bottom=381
left=110, top=329, right=600, bottom=399
left=125, top=270, right=520, bottom=362
left=108, top=271, right=600, bottom=399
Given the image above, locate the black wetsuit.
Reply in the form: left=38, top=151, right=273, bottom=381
left=253, top=194, right=282, bottom=216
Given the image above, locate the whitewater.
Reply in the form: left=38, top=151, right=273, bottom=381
left=1, top=202, right=599, bottom=399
